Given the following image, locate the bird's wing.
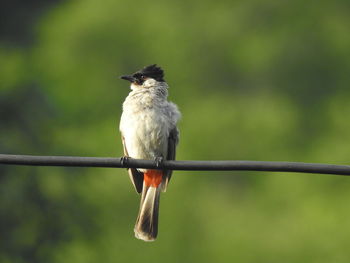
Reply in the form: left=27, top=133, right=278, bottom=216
left=122, top=135, right=144, bottom=193
left=162, top=127, right=179, bottom=192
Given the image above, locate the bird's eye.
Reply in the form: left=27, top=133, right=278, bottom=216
left=140, top=75, right=146, bottom=80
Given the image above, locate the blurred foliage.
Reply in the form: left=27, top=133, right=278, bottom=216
left=1, top=0, right=350, bottom=262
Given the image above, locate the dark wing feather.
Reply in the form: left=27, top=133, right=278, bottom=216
left=122, top=136, right=144, bottom=193
left=162, top=127, right=179, bottom=192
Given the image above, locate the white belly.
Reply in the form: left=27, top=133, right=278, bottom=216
left=120, top=108, right=169, bottom=160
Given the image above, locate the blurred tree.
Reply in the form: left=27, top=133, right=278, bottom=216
left=0, top=0, right=63, bottom=47
left=1, top=0, right=350, bottom=262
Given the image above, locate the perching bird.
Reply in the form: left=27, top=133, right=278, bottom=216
left=119, top=64, right=181, bottom=241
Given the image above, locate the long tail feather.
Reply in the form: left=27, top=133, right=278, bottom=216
left=134, top=184, right=161, bottom=241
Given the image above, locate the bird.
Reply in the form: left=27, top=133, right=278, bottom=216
left=119, top=64, right=181, bottom=241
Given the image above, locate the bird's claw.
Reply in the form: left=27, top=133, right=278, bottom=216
left=154, top=157, right=163, bottom=168
left=120, top=156, right=130, bottom=167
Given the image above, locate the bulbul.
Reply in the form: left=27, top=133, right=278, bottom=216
left=119, top=64, right=181, bottom=241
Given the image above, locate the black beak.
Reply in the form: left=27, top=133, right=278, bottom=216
left=120, top=75, right=135, bottom=82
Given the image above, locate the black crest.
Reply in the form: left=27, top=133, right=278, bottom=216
left=136, top=64, right=164, bottom=82
left=120, top=64, right=165, bottom=84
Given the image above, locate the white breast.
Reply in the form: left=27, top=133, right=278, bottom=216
left=119, top=88, right=180, bottom=160
left=121, top=107, right=169, bottom=159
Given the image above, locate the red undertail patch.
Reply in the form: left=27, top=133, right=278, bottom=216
left=144, top=170, right=163, bottom=187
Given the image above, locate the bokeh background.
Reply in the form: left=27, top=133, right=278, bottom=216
left=1, top=0, right=350, bottom=262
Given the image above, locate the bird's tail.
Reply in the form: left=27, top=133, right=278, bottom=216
left=134, top=170, right=163, bottom=241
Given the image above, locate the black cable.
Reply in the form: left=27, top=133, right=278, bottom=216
left=1, top=154, right=350, bottom=176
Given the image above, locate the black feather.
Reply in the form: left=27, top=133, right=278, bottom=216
left=135, top=64, right=164, bottom=82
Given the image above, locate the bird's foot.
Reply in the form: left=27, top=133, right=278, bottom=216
left=120, top=156, right=130, bottom=167
left=154, top=157, right=164, bottom=168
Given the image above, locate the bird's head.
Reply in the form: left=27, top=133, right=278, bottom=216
left=120, top=64, right=165, bottom=90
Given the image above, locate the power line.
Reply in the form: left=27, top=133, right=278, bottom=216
left=1, top=154, right=350, bottom=176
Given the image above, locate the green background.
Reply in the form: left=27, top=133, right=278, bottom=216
left=1, top=0, right=350, bottom=262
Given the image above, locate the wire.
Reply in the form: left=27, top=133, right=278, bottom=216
left=1, top=153, right=350, bottom=176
